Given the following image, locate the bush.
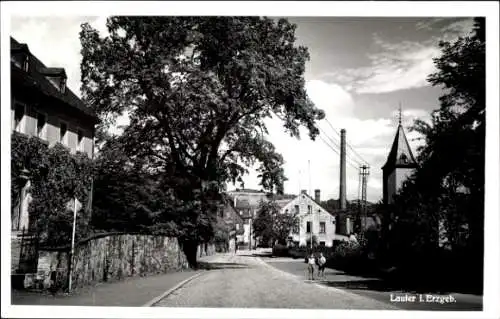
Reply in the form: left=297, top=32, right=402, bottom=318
left=289, top=246, right=307, bottom=259
left=272, top=244, right=289, bottom=257
left=327, top=240, right=366, bottom=271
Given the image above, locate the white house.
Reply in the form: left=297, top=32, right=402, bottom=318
left=280, top=190, right=336, bottom=247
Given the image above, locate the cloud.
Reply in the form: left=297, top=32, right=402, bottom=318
left=415, top=18, right=446, bottom=31
left=236, top=80, right=429, bottom=203
left=324, top=18, right=475, bottom=95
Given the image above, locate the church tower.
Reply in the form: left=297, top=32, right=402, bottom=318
left=382, top=107, right=418, bottom=205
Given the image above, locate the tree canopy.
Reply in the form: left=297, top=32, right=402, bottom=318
left=80, top=17, right=324, bottom=264
left=387, top=18, right=485, bottom=263
left=253, top=200, right=299, bottom=246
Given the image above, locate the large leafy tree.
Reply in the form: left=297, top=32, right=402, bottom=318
left=253, top=200, right=299, bottom=246
left=80, top=17, right=324, bottom=266
left=387, top=18, right=485, bottom=286
left=91, top=138, right=178, bottom=235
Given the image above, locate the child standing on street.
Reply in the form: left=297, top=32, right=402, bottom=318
left=307, top=253, right=316, bottom=280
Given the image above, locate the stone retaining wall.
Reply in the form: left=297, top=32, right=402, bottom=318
left=36, top=234, right=195, bottom=290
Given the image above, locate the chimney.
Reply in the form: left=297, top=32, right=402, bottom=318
left=301, top=189, right=307, bottom=195
left=340, top=129, right=347, bottom=210
left=314, top=189, right=321, bottom=203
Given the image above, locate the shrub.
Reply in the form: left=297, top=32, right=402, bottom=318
left=272, top=244, right=289, bottom=257
left=327, top=240, right=366, bottom=271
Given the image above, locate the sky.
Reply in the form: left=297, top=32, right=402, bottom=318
left=9, top=16, right=475, bottom=202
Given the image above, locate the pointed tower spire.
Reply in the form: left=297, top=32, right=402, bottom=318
left=382, top=105, right=417, bottom=171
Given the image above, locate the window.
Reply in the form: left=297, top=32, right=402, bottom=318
left=320, top=222, right=326, bottom=234
left=59, top=122, right=67, bottom=144
left=293, top=221, right=299, bottom=234
left=306, top=221, right=311, bottom=233
left=36, top=112, right=46, bottom=139
left=294, top=205, right=299, bottom=214
left=11, top=54, right=28, bottom=71
left=14, top=103, right=25, bottom=133
left=23, top=55, right=29, bottom=72
left=400, top=153, right=408, bottom=164
left=60, top=78, right=66, bottom=93
left=319, top=241, right=326, bottom=247
left=77, top=129, right=84, bottom=151
left=308, top=205, right=312, bottom=214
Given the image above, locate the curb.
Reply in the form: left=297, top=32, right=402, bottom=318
left=142, top=271, right=206, bottom=307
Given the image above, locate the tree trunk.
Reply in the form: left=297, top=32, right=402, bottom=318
left=182, top=239, right=199, bottom=269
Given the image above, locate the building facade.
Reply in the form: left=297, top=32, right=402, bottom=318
left=228, top=189, right=269, bottom=248
left=281, top=190, right=336, bottom=247
left=217, top=196, right=245, bottom=252
left=10, top=37, right=98, bottom=277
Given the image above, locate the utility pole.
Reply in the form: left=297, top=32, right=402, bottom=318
left=308, top=160, right=313, bottom=252
left=356, top=167, right=362, bottom=234
left=68, top=197, right=78, bottom=292
left=360, top=165, right=370, bottom=232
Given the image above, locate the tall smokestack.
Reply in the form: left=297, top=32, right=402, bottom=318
left=340, top=129, right=346, bottom=210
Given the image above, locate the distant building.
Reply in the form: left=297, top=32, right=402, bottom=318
left=382, top=118, right=418, bottom=205
left=279, top=190, right=337, bottom=247
left=217, top=195, right=245, bottom=252
left=228, top=189, right=269, bottom=249
left=10, top=37, right=98, bottom=279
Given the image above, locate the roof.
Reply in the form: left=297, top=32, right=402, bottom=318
left=39, top=67, right=66, bottom=77
left=229, top=188, right=265, bottom=194
left=382, top=124, right=417, bottom=171
left=10, top=37, right=98, bottom=122
left=283, top=192, right=336, bottom=219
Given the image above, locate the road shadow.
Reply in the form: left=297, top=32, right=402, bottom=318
left=197, top=262, right=250, bottom=270
left=319, top=278, right=464, bottom=295
left=237, top=252, right=273, bottom=258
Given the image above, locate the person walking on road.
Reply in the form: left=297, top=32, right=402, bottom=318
left=307, top=253, right=316, bottom=280
left=317, top=252, right=326, bottom=278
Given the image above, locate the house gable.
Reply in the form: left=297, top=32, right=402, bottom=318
left=281, top=193, right=334, bottom=220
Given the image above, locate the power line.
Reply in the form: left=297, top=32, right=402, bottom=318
left=323, top=118, right=369, bottom=165
left=318, top=126, right=363, bottom=167
left=318, top=135, right=359, bottom=171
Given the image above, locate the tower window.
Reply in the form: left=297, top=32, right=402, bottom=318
left=400, top=154, right=408, bottom=164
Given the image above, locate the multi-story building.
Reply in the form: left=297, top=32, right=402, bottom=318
left=10, top=37, right=98, bottom=278
left=280, top=189, right=337, bottom=247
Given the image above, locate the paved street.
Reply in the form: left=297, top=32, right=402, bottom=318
left=154, top=251, right=397, bottom=309
left=264, top=256, right=483, bottom=311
